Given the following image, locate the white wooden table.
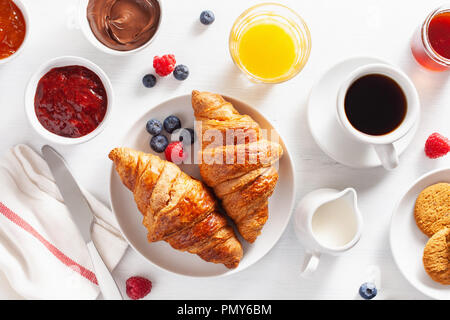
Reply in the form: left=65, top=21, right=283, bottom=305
left=1, top=0, right=449, bottom=299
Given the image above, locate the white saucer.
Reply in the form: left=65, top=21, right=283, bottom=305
left=307, top=57, right=419, bottom=168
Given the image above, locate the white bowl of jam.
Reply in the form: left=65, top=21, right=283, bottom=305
left=0, top=0, right=29, bottom=65
left=25, top=56, right=113, bottom=145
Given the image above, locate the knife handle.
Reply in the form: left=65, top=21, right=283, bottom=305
left=87, top=241, right=123, bottom=300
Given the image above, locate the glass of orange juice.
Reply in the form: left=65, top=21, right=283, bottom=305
left=229, top=3, right=311, bottom=83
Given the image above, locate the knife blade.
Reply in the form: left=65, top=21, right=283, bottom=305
left=42, top=146, right=93, bottom=242
left=41, top=145, right=123, bottom=300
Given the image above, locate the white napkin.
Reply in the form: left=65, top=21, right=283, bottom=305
left=0, top=144, right=128, bottom=299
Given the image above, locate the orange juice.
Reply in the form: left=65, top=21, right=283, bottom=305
left=238, top=22, right=297, bottom=79
left=229, top=3, right=311, bottom=83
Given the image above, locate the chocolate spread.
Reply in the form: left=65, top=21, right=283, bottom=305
left=87, top=0, right=160, bottom=51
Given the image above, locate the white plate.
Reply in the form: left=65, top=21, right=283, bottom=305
left=390, top=167, right=450, bottom=299
left=308, top=56, right=419, bottom=168
left=109, top=94, right=296, bottom=277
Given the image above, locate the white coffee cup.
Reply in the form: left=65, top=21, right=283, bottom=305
left=294, top=188, right=363, bottom=278
left=336, top=63, right=420, bottom=170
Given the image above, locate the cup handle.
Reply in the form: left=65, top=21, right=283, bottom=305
left=300, top=252, right=320, bottom=278
left=373, top=143, right=399, bottom=170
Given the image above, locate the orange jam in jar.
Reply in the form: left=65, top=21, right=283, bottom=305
left=411, top=6, right=450, bottom=71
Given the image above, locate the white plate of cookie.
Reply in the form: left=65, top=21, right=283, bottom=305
left=390, top=167, right=450, bottom=299
left=109, top=92, right=296, bottom=277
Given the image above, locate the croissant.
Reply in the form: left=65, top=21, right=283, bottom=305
left=109, top=147, right=243, bottom=269
left=191, top=90, right=283, bottom=243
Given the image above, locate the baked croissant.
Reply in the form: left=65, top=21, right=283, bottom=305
left=191, top=90, right=283, bottom=243
left=109, top=147, right=243, bottom=269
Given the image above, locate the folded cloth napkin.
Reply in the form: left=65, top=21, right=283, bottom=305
left=0, top=144, right=128, bottom=299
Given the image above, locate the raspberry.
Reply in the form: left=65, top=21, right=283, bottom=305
left=425, top=132, right=450, bottom=159
left=126, top=276, right=152, bottom=300
left=153, top=54, right=176, bottom=77
left=165, top=141, right=187, bottom=164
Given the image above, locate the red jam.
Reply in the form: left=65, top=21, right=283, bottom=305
left=428, top=12, right=450, bottom=59
left=0, top=0, right=26, bottom=59
left=34, top=66, right=108, bottom=138
left=411, top=10, right=450, bottom=71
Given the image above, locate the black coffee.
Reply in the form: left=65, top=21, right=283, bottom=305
left=344, top=74, right=407, bottom=136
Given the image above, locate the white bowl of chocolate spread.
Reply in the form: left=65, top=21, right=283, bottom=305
left=78, top=0, right=162, bottom=55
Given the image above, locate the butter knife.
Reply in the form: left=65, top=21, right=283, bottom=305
left=41, top=145, right=123, bottom=300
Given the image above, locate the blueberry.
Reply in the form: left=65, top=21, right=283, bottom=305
left=163, top=115, right=181, bottom=133
left=150, top=135, right=169, bottom=153
left=146, top=119, right=163, bottom=136
left=142, top=74, right=157, bottom=88
left=173, top=65, right=189, bottom=81
left=359, top=282, right=377, bottom=300
left=200, top=10, right=215, bottom=25
left=178, top=128, right=195, bottom=144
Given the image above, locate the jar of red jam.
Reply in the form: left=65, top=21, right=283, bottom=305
left=411, top=5, right=450, bottom=71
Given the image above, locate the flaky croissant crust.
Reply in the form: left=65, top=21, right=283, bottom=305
left=109, top=147, right=243, bottom=269
left=192, top=90, right=283, bottom=243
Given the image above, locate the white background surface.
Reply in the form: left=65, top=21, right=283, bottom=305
left=1, top=0, right=449, bottom=299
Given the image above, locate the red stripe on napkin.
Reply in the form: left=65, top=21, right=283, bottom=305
left=0, top=202, right=98, bottom=285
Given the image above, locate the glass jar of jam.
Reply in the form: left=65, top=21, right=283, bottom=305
left=411, top=5, right=450, bottom=71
